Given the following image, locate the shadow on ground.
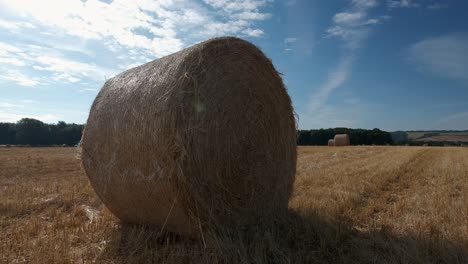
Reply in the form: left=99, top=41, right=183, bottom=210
left=96, top=209, right=468, bottom=264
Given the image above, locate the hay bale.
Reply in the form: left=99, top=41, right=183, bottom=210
left=80, top=37, right=297, bottom=236
left=334, top=134, right=350, bottom=146
left=328, top=139, right=335, bottom=147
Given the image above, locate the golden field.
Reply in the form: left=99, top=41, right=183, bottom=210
left=0, top=146, right=467, bottom=263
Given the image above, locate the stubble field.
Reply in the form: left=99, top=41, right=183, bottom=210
left=0, top=146, right=467, bottom=263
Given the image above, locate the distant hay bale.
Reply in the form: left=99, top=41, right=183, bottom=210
left=334, top=134, right=350, bottom=146
left=80, top=37, right=297, bottom=236
left=328, top=139, right=335, bottom=146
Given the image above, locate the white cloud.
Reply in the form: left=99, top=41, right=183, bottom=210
left=203, top=0, right=270, bottom=14
left=0, top=42, right=21, bottom=55
left=236, top=11, right=271, bottom=20
left=0, top=0, right=272, bottom=90
left=1, top=0, right=270, bottom=58
left=333, top=12, right=366, bottom=25
left=0, top=42, right=27, bottom=66
left=32, top=54, right=113, bottom=81
left=326, top=1, right=383, bottom=51
left=387, top=0, right=420, bottom=8
left=0, top=18, right=35, bottom=30
left=0, top=41, right=116, bottom=84
left=0, top=57, right=26, bottom=66
left=352, top=0, right=378, bottom=8
left=0, top=70, right=40, bottom=87
left=407, top=34, right=468, bottom=84
left=242, top=28, right=264, bottom=37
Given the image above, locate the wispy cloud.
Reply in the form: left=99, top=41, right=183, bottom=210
left=407, top=33, right=468, bottom=85
left=387, top=0, right=447, bottom=10
left=0, top=99, right=59, bottom=122
left=326, top=1, right=384, bottom=51
left=387, top=0, right=420, bottom=9
left=0, top=99, right=88, bottom=123
left=0, top=57, right=26, bottom=67
left=308, top=55, right=354, bottom=111
left=0, top=18, right=35, bottom=29
left=0, top=70, right=41, bottom=87
left=0, top=42, right=115, bottom=85
left=299, top=0, right=384, bottom=128
left=32, top=54, right=113, bottom=82
left=307, top=0, right=380, bottom=110
left=283, top=37, right=298, bottom=51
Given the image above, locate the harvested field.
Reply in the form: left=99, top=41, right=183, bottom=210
left=415, top=135, right=468, bottom=142
left=1, top=147, right=467, bottom=263
left=407, top=131, right=468, bottom=142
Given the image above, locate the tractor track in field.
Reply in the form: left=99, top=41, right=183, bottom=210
left=348, top=148, right=439, bottom=226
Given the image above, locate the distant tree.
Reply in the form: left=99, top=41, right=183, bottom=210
left=297, top=128, right=393, bottom=146
left=297, top=130, right=312, bottom=145
left=61, top=123, right=83, bottom=145
left=0, top=123, right=16, bottom=144
left=49, top=121, right=83, bottom=145
left=0, top=119, right=84, bottom=146
left=15, top=118, right=50, bottom=145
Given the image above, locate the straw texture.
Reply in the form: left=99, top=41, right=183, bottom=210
left=334, top=134, right=350, bottom=146
left=328, top=139, right=335, bottom=147
left=80, top=37, right=297, bottom=236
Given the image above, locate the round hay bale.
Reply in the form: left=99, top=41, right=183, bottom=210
left=81, top=37, right=297, bottom=236
left=334, top=134, right=350, bottom=146
left=328, top=139, right=335, bottom=147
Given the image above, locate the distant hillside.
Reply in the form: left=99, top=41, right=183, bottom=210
left=391, top=130, right=468, bottom=145
left=408, top=131, right=468, bottom=142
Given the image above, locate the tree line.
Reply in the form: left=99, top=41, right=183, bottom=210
left=297, top=128, right=393, bottom=146
left=1, top=118, right=395, bottom=146
left=0, top=118, right=84, bottom=146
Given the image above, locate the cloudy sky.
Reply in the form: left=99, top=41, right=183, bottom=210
left=0, top=0, right=467, bottom=130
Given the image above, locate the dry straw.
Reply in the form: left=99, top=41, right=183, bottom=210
left=80, top=37, right=297, bottom=237
left=334, top=134, right=350, bottom=146
left=328, top=139, right=335, bottom=147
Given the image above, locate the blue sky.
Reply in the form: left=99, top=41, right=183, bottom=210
left=0, top=0, right=467, bottom=131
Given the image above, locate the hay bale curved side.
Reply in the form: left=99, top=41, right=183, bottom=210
left=328, top=139, right=335, bottom=146
left=334, top=134, right=350, bottom=146
left=80, top=37, right=297, bottom=236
